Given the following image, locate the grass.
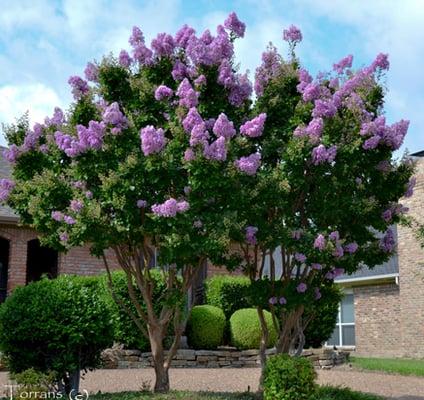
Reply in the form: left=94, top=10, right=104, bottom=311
left=88, top=386, right=383, bottom=400
left=350, top=356, right=424, bottom=376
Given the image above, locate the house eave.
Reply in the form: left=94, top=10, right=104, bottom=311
left=0, top=215, right=19, bottom=225
left=335, top=273, right=399, bottom=287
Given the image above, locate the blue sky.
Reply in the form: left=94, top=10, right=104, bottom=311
left=1, top=0, right=423, bottom=154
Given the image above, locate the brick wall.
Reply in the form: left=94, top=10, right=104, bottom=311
left=0, top=224, right=119, bottom=293
left=397, top=157, right=424, bottom=358
left=353, top=283, right=402, bottom=358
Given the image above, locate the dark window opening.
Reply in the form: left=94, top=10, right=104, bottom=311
left=26, top=239, right=58, bottom=283
left=0, top=237, right=9, bottom=303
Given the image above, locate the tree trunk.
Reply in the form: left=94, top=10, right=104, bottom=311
left=257, top=307, right=269, bottom=390
left=58, top=369, right=80, bottom=398
left=149, top=325, right=170, bottom=393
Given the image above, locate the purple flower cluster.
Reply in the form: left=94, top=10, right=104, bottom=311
left=296, top=282, right=307, bottom=293
left=183, top=108, right=203, bottom=133
left=151, top=198, right=189, bottom=217
left=118, top=50, right=132, bottom=67
left=294, top=252, right=306, bottom=263
left=189, top=123, right=209, bottom=147
left=84, top=62, right=99, bottom=82
left=235, top=153, right=261, bottom=175
left=213, top=113, right=236, bottom=139
left=68, top=76, right=89, bottom=100
left=224, top=12, right=246, bottom=38
left=380, top=228, right=395, bottom=252
left=102, top=102, right=128, bottom=133
left=176, top=79, right=199, bottom=108
left=228, top=73, right=252, bottom=106
left=311, top=145, right=337, bottom=165
left=294, top=118, right=324, bottom=142
left=140, top=126, right=166, bottom=156
left=203, top=137, right=227, bottom=161
left=0, top=179, right=15, bottom=202
left=333, top=55, right=353, bottom=74
left=245, top=226, right=258, bottom=245
left=174, top=24, right=196, bottom=48
left=137, top=199, right=147, bottom=208
left=344, top=242, right=358, bottom=254
left=283, top=25, right=302, bottom=43
left=313, top=234, right=326, bottom=251
left=45, top=107, right=64, bottom=127
left=2, top=145, right=20, bottom=163
left=151, top=33, right=175, bottom=58
left=70, top=199, right=83, bottom=213
left=254, top=46, right=281, bottom=96
left=51, top=211, right=64, bottom=221
left=155, top=85, right=173, bottom=101
left=404, top=177, right=416, bottom=198
left=240, top=113, right=266, bottom=137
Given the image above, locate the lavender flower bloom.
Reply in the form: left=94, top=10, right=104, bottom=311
left=405, top=177, right=416, bottom=198
left=2, top=145, right=20, bottom=163
left=183, top=107, right=203, bottom=133
left=325, top=271, right=335, bottom=280
left=355, top=177, right=362, bottom=185
left=228, top=73, right=252, bottom=106
left=245, top=226, right=258, bottom=245
left=294, top=253, right=307, bottom=263
left=311, top=263, right=322, bottom=270
left=51, top=211, right=64, bottom=221
left=218, top=59, right=235, bottom=88
left=301, top=83, right=320, bottom=102
left=190, top=123, right=209, bottom=146
left=85, top=191, right=93, bottom=199
left=224, top=12, right=246, bottom=38
left=305, top=118, right=324, bottom=140
left=59, top=232, right=69, bottom=243
left=140, top=126, right=166, bottom=156
left=333, top=268, right=345, bottom=277
left=296, top=282, right=307, bottom=293
left=345, top=242, right=358, bottom=254
left=363, top=136, right=380, bottom=150
left=314, top=234, right=326, bottom=251
left=311, top=145, right=337, bottom=165
left=137, top=199, right=147, bottom=208
left=383, top=120, right=409, bottom=150
left=72, top=181, right=86, bottom=190
left=371, top=53, right=390, bottom=72
left=154, top=85, right=174, bottom=101
left=268, top=297, right=277, bottom=305
left=64, top=215, right=76, bottom=225
left=129, top=26, right=144, bottom=46
left=314, top=288, right=322, bottom=300
left=283, top=25, right=302, bottom=43
left=176, top=78, right=199, bottom=108
left=78, top=121, right=106, bottom=151
left=119, top=50, right=132, bottom=67
left=213, top=113, right=236, bottom=139
left=171, top=60, right=187, bottom=81
left=279, top=297, right=287, bottom=305
left=333, top=244, right=344, bottom=258
left=382, top=209, right=392, bottom=222
left=45, top=107, right=64, bottom=127
left=312, top=99, right=337, bottom=118
left=151, top=33, right=175, bottom=57
left=254, top=46, right=281, bottom=96
left=333, top=55, right=353, bottom=74
left=70, top=200, right=83, bottom=213
left=151, top=198, right=190, bottom=217
left=102, top=102, right=128, bottom=132
left=235, top=153, right=261, bottom=175
left=68, top=76, right=89, bottom=99
left=203, top=137, right=227, bottom=161
left=329, top=231, right=340, bottom=241
left=184, top=148, right=196, bottom=162
left=194, top=75, right=206, bottom=86
left=240, top=113, right=266, bottom=137
left=84, top=62, right=99, bottom=82
left=380, top=228, right=395, bottom=252
left=174, top=24, right=196, bottom=48
left=133, top=43, right=153, bottom=65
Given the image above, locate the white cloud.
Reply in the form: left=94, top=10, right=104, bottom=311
left=0, top=84, right=62, bottom=145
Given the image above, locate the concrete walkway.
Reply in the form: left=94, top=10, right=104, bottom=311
left=1, top=368, right=423, bottom=399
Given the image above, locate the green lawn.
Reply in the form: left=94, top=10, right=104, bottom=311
left=89, top=387, right=382, bottom=400
left=350, top=356, right=424, bottom=376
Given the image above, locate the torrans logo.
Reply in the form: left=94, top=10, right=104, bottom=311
left=4, top=385, right=89, bottom=400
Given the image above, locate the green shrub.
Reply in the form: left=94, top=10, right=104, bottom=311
left=186, top=305, right=226, bottom=349
left=229, top=308, right=277, bottom=350
left=102, top=270, right=184, bottom=351
left=304, top=285, right=343, bottom=348
left=10, top=369, right=57, bottom=400
left=204, top=275, right=251, bottom=319
left=0, top=275, right=113, bottom=392
left=264, top=354, right=317, bottom=400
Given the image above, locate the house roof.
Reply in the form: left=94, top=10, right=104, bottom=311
left=0, top=146, right=19, bottom=223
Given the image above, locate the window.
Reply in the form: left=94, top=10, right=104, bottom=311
left=327, top=292, right=355, bottom=347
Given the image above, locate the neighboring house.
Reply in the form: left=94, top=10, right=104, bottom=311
left=1, top=145, right=424, bottom=358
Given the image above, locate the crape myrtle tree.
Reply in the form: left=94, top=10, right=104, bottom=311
left=0, top=13, right=255, bottom=393
left=225, top=24, right=415, bottom=379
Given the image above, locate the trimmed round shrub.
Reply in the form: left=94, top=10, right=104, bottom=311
left=0, top=275, right=113, bottom=392
left=264, top=354, right=317, bottom=400
left=186, top=305, right=225, bottom=349
left=229, top=308, right=277, bottom=350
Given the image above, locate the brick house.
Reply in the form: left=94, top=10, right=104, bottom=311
left=1, top=146, right=424, bottom=358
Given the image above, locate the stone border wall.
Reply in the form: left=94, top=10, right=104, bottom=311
left=101, top=347, right=349, bottom=369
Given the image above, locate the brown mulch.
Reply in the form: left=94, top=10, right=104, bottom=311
left=0, top=367, right=423, bottom=399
